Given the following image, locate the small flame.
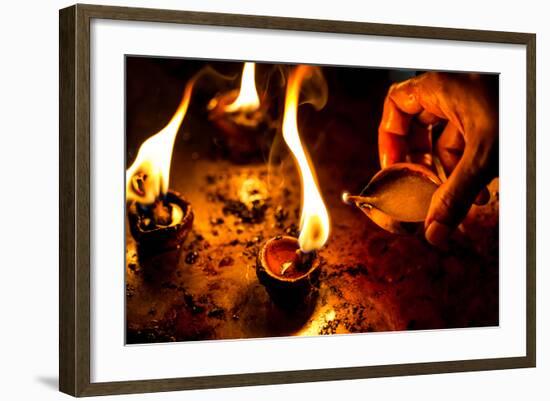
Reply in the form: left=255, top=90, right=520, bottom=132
left=126, top=83, right=193, bottom=205
left=223, top=62, right=260, bottom=113
left=282, top=65, right=330, bottom=252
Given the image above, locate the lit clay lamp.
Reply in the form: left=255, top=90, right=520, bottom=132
left=257, top=236, right=321, bottom=308
left=343, top=163, right=442, bottom=234
left=207, top=62, right=271, bottom=162
left=127, top=189, right=193, bottom=264
left=257, top=65, right=330, bottom=309
left=126, top=85, right=194, bottom=270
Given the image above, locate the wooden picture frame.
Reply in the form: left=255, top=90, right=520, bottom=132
left=59, top=3, right=536, bottom=396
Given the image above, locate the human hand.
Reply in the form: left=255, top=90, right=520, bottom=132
left=378, top=72, right=498, bottom=247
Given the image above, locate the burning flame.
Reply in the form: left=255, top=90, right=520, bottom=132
left=223, top=62, right=260, bottom=113
left=126, top=83, right=193, bottom=205
left=282, top=65, right=330, bottom=252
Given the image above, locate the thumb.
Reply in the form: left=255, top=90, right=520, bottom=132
left=424, top=152, right=487, bottom=248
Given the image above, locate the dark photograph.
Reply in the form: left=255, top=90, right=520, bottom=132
left=124, top=57, right=499, bottom=344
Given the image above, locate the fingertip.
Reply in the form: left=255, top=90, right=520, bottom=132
left=425, top=220, right=452, bottom=249
left=380, top=153, right=392, bottom=169
left=380, top=153, right=387, bottom=169
left=378, top=130, right=406, bottom=168
left=379, top=146, right=401, bottom=169
left=474, top=187, right=490, bottom=205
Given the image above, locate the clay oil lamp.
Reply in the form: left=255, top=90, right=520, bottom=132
left=126, top=86, right=194, bottom=270
left=127, top=190, right=193, bottom=266
left=257, top=236, right=322, bottom=309
left=207, top=62, right=272, bottom=162
left=342, top=162, right=442, bottom=234
left=257, top=65, right=330, bottom=310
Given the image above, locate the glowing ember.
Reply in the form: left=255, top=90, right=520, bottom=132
left=281, top=66, right=330, bottom=253
left=223, top=62, right=260, bottom=113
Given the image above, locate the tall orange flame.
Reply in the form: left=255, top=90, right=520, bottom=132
left=282, top=66, right=330, bottom=252
left=223, top=62, right=260, bottom=113
left=126, top=83, right=193, bottom=205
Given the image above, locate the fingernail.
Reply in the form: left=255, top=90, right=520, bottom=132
left=425, top=221, right=452, bottom=248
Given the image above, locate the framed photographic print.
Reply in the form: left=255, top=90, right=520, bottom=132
left=59, top=4, right=536, bottom=397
